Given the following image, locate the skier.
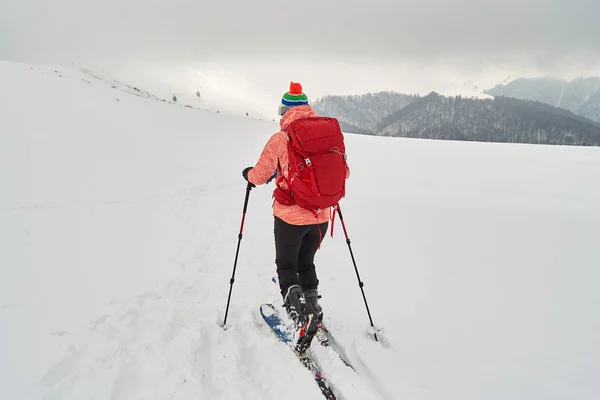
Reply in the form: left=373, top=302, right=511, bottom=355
left=242, top=82, right=349, bottom=337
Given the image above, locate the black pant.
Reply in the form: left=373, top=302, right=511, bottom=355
left=274, top=216, right=328, bottom=298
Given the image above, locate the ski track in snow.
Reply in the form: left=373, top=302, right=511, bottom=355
left=33, top=183, right=342, bottom=399
left=40, top=282, right=341, bottom=399
left=306, top=322, right=397, bottom=400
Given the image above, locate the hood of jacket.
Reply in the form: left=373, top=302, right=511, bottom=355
left=279, top=105, right=317, bottom=131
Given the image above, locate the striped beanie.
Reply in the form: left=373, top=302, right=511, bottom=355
left=279, top=82, right=309, bottom=115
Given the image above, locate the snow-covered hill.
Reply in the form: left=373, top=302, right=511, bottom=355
left=2, top=59, right=600, bottom=400
left=107, top=63, right=282, bottom=120
left=485, top=76, right=600, bottom=123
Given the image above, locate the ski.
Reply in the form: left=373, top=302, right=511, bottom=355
left=260, top=303, right=337, bottom=400
left=315, top=325, right=355, bottom=371
left=266, top=279, right=354, bottom=371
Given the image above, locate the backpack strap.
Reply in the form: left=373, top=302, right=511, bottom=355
left=308, top=163, right=319, bottom=195
left=316, top=213, right=322, bottom=249
left=330, top=204, right=338, bottom=238
left=273, top=133, right=295, bottom=204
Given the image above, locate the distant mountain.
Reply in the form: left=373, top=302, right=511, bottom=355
left=379, top=92, right=600, bottom=145
left=312, top=91, right=418, bottom=134
left=578, top=88, right=600, bottom=123
left=312, top=91, right=600, bottom=146
left=485, top=77, right=600, bottom=123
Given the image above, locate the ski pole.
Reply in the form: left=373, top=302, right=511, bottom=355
left=222, top=181, right=253, bottom=328
left=334, top=204, right=379, bottom=342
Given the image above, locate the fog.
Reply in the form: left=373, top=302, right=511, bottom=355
left=1, top=0, right=598, bottom=96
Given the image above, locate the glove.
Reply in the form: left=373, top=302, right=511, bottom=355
left=242, top=166, right=256, bottom=188
left=266, top=169, right=277, bottom=184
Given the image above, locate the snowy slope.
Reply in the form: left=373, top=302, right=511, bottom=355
left=1, top=59, right=600, bottom=400
left=106, top=63, right=282, bottom=121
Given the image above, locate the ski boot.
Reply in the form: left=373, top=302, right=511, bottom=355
left=295, top=289, right=325, bottom=353
left=305, top=289, right=329, bottom=346
left=283, top=285, right=307, bottom=328
left=304, top=289, right=324, bottom=329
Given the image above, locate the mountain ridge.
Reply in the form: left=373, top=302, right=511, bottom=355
left=312, top=88, right=600, bottom=146
left=484, top=76, right=600, bottom=123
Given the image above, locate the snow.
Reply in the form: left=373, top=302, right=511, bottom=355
left=1, top=59, right=600, bottom=400
left=440, top=81, right=493, bottom=99
left=106, top=62, right=282, bottom=121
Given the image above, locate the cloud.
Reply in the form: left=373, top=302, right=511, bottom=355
left=1, top=0, right=599, bottom=96
left=2, top=0, right=599, bottom=63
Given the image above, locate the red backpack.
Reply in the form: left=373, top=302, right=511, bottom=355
left=274, top=116, right=348, bottom=216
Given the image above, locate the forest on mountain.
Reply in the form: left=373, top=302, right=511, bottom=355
left=312, top=90, right=600, bottom=146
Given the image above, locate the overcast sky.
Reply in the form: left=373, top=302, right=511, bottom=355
left=1, top=0, right=599, bottom=96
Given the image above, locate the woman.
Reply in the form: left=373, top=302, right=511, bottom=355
left=242, top=82, right=349, bottom=336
